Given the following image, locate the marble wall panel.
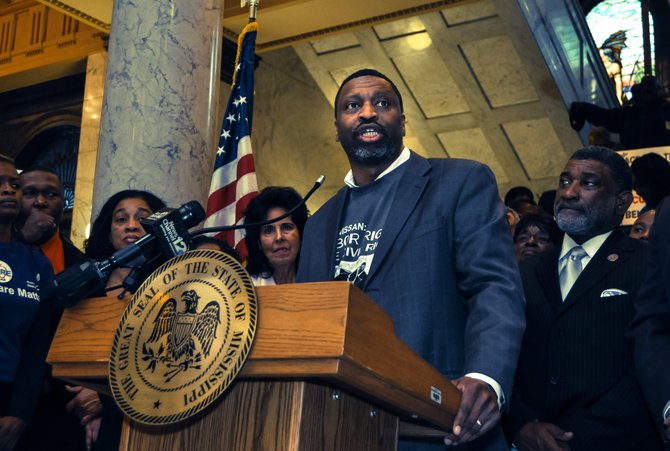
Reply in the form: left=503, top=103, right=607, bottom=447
left=318, top=46, right=370, bottom=74
left=441, top=0, right=497, bottom=26
left=393, top=47, right=470, bottom=118
left=502, top=118, right=569, bottom=180
left=251, top=47, right=348, bottom=212
left=438, top=127, right=509, bottom=183
left=460, top=35, right=539, bottom=108
left=310, top=33, right=360, bottom=54
left=373, top=16, right=426, bottom=39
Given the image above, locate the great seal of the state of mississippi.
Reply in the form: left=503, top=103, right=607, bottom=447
left=109, top=249, right=257, bottom=425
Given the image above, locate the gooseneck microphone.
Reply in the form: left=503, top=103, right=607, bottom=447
left=191, top=175, right=326, bottom=237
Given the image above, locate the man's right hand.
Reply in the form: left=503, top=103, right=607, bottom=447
left=20, top=210, right=56, bottom=244
left=514, top=421, right=573, bottom=451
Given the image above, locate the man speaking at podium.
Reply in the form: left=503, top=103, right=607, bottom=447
left=298, top=69, right=525, bottom=450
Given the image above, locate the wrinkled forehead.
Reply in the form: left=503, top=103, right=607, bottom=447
left=339, top=76, right=396, bottom=100
left=19, top=170, right=63, bottom=191
left=563, top=158, right=612, bottom=178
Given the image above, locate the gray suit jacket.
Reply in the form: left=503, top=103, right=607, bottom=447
left=298, top=152, right=526, bottom=450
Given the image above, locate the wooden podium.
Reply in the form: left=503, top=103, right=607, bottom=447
left=48, top=282, right=460, bottom=450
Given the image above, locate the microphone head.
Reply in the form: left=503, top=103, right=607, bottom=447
left=178, top=201, right=206, bottom=228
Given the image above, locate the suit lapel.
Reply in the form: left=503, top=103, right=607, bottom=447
left=560, top=230, right=631, bottom=312
left=322, top=188, right=348, bottom=279
left=363, top=153, right=430, bottom=289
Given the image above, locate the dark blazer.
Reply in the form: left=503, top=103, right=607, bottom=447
left=62, top=234, right=85, bottom=269
left=506, top=229, right=660, bottom=450
left=630, top=197, right=670, bottom=438
left=298, top=152, right=526, bottom=450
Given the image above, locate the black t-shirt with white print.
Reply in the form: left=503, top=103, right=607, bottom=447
left=334, top=164, right=405, bottom=288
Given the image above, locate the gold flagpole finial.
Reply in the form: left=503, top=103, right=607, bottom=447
left=240, top=0, right=259, bottom=22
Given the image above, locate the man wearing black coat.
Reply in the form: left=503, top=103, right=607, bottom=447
left=16, top=167, right=90, bottom=451
left=630, top=195, right=670, bottom=444
left=505, top=147, right=660, bottom=450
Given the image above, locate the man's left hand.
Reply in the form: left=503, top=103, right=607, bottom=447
left=443, top=376, right=500, bottom=446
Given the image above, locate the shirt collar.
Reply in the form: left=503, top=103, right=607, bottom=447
left=344, top=147, right=410, bottom=188
left=560, top=230, right=613, bottom=260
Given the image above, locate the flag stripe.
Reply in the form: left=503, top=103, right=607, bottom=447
left=203, top=23, right=259, bottom=260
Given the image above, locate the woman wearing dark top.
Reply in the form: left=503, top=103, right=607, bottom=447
left=244, top=187, right=308, bottom=285
left=74, top=190, right=165, bottom=450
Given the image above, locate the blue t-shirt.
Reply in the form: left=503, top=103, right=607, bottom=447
left=0, top=240, right=53, bottom=382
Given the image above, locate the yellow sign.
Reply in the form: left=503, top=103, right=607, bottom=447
left=109, top=249, right=257, bottom=425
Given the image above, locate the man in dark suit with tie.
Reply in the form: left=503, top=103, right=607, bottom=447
left=630, top=195, right=670, bottom=443
left=297, top=69, right=526, bottom=450
left=505, top=146, right=660, bottom=450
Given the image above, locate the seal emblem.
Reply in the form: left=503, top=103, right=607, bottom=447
left=0, top=260, right=13, bottom=283
left=109, top=249, right=257, bottom=425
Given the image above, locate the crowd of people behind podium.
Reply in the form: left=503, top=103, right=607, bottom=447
left=1, top=69, right=670, bottom=451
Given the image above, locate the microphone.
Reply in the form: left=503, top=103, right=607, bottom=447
left=52, top=200, right=206, bottom=307
left=192, top=175, right=325, bottom=237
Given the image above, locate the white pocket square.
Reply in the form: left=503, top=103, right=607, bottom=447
left=600, top=288, right=628, bottom=298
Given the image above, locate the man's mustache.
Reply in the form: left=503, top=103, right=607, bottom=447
left=555, top=202, right=584, bottom=213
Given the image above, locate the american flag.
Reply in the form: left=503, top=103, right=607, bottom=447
left=204, top=22, right=259, bottom=259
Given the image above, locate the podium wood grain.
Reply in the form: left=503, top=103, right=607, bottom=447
left=48, top=282, right=460, bottom=445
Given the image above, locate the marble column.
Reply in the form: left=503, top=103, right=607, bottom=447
left=93, top=0, right=223, bottom=217
left=72, top=51, right=108, bottom=250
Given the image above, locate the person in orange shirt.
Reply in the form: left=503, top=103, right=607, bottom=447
left=16, top=166, right=83, bottom=273
left=15, top=167, right=91, bottom=451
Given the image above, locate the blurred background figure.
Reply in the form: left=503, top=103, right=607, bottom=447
left=190, top=235, right=241, bottom=262
left=569, top=76, right=670, bottom=150
left=508, top=197, right=539, bottom=220
left=513, top=214, right=562, bottom=263
left=588, top=126, right=623, bottom=150
left=244, top=186, right=308, bottom=285
left=505, top=186, right=539, bottom=220
left=629, top=209, right=656, bottom=241
left=504, top=186, right=534, bottom=207
left=631, top=153, right=670, bottom=212
left=537, top=190, right=557, bottom=217
left=505, top=207, right=520, bottom=233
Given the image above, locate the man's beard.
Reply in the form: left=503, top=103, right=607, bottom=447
left=344, top=136, right=402, bottom=166
left=555, top=196, right=616, bottom=236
